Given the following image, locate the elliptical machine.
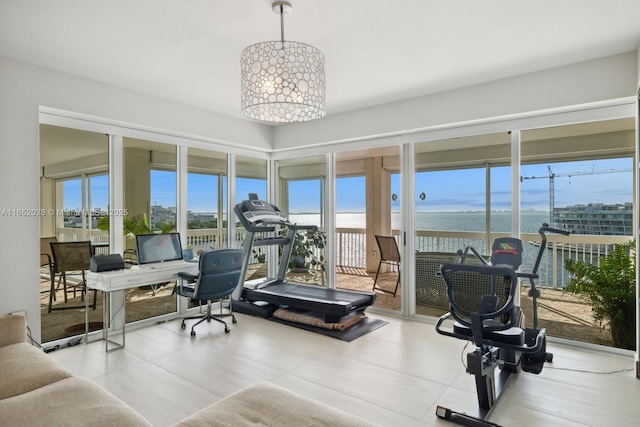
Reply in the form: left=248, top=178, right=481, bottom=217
left=434, top=223, right=569, bottom=427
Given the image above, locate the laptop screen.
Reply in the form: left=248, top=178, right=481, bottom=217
left=135, top=233, right=183, bottom=265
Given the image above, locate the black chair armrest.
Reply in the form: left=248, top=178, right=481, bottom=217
left=178, top=272, right=198, bottom=281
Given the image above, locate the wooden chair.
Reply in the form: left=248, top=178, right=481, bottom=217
left=372, top=235, right=401, bottom=297
left=40, top=237, right=58, bottom=301
left=48, top=241, right=97, bottom=313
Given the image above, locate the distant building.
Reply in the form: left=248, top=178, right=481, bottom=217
left=149, top=206, right=218, bottom=229
left=187, top=211, right=217, bottom=224
left=553, top=202, right=632, bottom=235
left=150, top=205, right=176, bottom=229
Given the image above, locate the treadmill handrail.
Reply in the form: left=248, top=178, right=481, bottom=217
left=254, top=237, right=290, bottom=246
left=289, top=224, right=317, bottom=231
left=244, top=219, right=316, bottom=230
left=243, top=218, right=290, bottom=231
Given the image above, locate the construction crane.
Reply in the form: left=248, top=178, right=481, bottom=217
left=520, top=165, right=632, bottom=227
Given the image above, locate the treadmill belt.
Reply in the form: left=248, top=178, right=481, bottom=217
left=247, top=283, right=373, bottom=306
left=243, top=282, right=376, bottom=322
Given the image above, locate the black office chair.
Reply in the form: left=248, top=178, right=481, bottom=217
left=174, top=248, right=243, bottom=337
left=372, top=235, right=401, bottom=296
left=49, top=241, right=98, bottom=313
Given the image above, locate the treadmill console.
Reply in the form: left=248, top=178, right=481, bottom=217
left=234, top=197, right=289, bottom=231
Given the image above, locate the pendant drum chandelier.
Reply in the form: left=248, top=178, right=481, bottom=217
left=240, top=1, right=325, bottom=123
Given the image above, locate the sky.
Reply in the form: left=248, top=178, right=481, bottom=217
left=63, top=172, right=266, bottom=213
left=63, top=158, right=633, bottom=214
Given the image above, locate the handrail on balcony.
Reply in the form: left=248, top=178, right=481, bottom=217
left=333, top=227, right=630, bottom=289
left=57, top=226, right=631, bottom=289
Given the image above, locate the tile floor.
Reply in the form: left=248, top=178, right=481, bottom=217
left=48, top=312, right=640, bottom=426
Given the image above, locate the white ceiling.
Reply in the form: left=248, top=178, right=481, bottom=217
left=2, top=0, right=640, bottom=123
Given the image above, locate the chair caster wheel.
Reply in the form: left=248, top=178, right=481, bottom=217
left=190, top=331, right=196, bottom=337
left=232, top=318, right=237, bottom=324
left=225, top=328, right=230, bottom=333
left=181, top=323, right=186, bottom=330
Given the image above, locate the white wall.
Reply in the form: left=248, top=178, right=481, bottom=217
left=1, top=50, right=638, bottom=341
left=273, top=52, right=639, bottom=150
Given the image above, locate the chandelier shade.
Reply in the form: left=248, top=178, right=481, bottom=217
left=240, top=2, right=325, bottom=123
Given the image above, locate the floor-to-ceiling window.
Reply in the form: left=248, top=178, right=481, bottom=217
left=235, top=155, right=268, bottom=280
left=39, top=124, right=109, bottom=343
left=412, top=132, right=511, bottom=317
left=278, top=156, right=326, bottom=286
left=408, top=118, right=635, bottom=350
left=520, top=119, right=635, bottom=348
left=187, top=148, right=228, bottom=252
left=334, top=146, right=401, bottom=312
left=121, top=137, right=179, bottom=323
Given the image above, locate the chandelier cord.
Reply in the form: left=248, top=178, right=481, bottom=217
left=279, top=4, right=285, bottom=42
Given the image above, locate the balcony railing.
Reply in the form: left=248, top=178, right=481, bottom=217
left=334, top=228, right=630, bottom=289
left=58, top=226, right=631, bottom=289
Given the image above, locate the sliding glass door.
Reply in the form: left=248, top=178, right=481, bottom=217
left=334, top=146, right=401, bottom=312
left=121, top=137, right=179, bottom=323
left=187, top=148, right=228, bottom=252
left=39, top=124, right=109, bottom=343
left=519, top=119, right=635, bottom=348
left=412, top=132, right=511, bottom=317
left=278, top=156, right=326, bottom=286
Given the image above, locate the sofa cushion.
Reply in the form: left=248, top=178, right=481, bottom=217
left=0, top=313, right=27, bottom=347
left=0, top=376, right=152, bottom=426
left=174, top=381, right=379, bottom=427
left=0, top=342, right=73, bottom=399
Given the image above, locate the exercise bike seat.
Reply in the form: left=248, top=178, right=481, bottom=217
left=452, top=320, right=525, bottom=347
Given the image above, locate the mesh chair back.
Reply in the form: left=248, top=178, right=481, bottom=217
left=439, top=263, right=516, bottom=330
left=50, top=241, right=92, bottom=273
left=192, top=249, right=243, bottom=302
left=375, top=235, right=400, bottom=262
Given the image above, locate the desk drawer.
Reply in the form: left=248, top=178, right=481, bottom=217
left=109, top=270, right=174, bottom=290
left=88, top=265, right=194, bottom=292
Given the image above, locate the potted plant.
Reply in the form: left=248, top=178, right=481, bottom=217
left=287, top=227, right=327, bottom=272
left=97, top=213, right=176, bottom=237
left=97, top=213, right=177, bottom=263
left=182, top=244, right=194, bottom=261
left=251, top=247, right=266, bottom=263
left=564, top=240, right=636, bottom=350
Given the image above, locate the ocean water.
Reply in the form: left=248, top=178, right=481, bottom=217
left=290, top=211, right=550, bottom=233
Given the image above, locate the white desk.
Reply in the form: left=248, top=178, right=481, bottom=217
left=86, top=261, right=198, bottom=351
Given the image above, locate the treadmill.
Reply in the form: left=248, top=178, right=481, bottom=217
left=232, top=194, right=376, bottom=323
